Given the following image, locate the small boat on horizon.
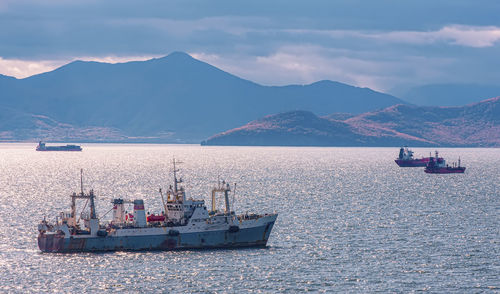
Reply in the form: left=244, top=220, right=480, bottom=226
left=395, top=146, right=435, bottom=167
left=36, top=141, right=82, bottom=152
left=424, top=151, right=466, bottom=174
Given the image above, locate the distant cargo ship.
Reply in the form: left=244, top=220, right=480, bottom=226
left=424, top=151, right=466, bottom=174
left=36, top=141, right=82, bottom=151
left=37, top=161, right=277, bottom=253
left=395, top=146, right=434, bottom=167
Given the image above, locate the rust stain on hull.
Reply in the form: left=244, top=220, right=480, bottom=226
left=38, top=233, right=65, bottom=253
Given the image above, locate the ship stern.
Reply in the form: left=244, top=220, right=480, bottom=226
left=38, top=233, right=66, bottom=253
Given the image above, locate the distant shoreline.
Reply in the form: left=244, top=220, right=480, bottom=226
left=0, top=141, right=496, bottom=148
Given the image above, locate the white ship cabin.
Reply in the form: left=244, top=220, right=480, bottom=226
left=184, top=199, right=210, bottom=226
left=398, top=146, right=414, bottom=160
left=163, top=178, right=238, bottom=227
left=182, top=198, right=208, bottom=219
left=165, top=183, right=209, bottom=225
left=112, top=198, right=126, bottom=224
left=165, top=185, right=187, bottom=223
left=165, top=199, right=208, bottom=222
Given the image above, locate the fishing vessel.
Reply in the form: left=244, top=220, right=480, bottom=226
left=36, top=141, right=82, bottom=151
left=424, top=151, right=466, bottom=174
left=394, top=146, right=433, bottom=167
left=37, top=161, right=278, bottom=253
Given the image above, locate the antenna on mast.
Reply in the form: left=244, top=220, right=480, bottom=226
left=172, top=157, right=183, bottom=196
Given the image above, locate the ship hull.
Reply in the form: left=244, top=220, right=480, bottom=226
left=395, top=158, right=430, bottom=167
left=424, top=167, right=466, bottom=174
left=36, top=146, right=82, bottom=151
left=38, top=219, right=276, bottom=253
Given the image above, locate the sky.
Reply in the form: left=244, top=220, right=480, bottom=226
left=1, top=0, right=499, bottom=92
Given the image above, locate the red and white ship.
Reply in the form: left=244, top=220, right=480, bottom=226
left=395, top=146, right=434, bottom=167
left=424, top=151, right=466, bottom=174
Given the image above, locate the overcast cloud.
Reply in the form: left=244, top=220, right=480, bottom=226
left=1, top=0, right=499, bottom=91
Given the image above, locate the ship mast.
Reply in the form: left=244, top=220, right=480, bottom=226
left=211, top=180, right=232, bottom=214
left=173, top=158, right=179, bottom=194
left=70, top=169, right=97, bottom=221
left=172, top=158, right=184, bottom=202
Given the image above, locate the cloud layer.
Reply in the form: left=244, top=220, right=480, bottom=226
left=1, top=0, right=499, bottom=91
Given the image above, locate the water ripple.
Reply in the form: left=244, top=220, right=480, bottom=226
left=0, top=144, right=498, bottom=292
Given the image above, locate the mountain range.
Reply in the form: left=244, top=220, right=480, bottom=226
left=0, top=52, right=404, bottom=143
left=1, top=52, right=499, bottom=146
left=202, top=97, right=500, bottom=147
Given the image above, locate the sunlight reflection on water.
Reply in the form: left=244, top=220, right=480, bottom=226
left=0, top=144, right=498, bottom=292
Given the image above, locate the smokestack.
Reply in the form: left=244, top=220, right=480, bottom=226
left=133, top=199, right=147, bottom=227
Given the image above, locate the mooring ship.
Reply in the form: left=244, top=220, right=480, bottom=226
left=395, top=146, right=434, bottom=167
left=424, top=151, right=466, bottom=174
left=36, top=141, right=82, bottom=151
left=37, top=161, right=277, bottom=253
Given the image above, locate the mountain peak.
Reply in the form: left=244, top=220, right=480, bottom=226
left=156, top=51, right=196, bottom=63
left=309, top=80, right=343, bottom=86
left=168, top=51, right=193, bottom=58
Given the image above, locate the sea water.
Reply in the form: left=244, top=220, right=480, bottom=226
left=0, top=144, right=498, bottom=292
